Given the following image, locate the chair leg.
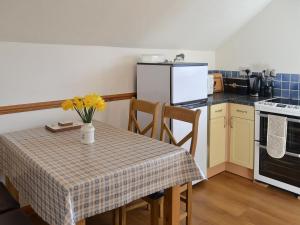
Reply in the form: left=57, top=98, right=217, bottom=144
left=150, top=200, right=161, bottom=225
left=159, top=198, right=164, bottom=225
left=186, top=183, right=192, bottom=225
left=113, top=209, right=119, bottom=225
left=119, top=206, right=127, bottom=225
left=147, top=203, right=151, bottom=211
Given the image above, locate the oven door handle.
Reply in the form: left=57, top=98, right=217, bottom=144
left=259, top=113, right=300, bottom=124
left=259, top=144, right=300, bottom=158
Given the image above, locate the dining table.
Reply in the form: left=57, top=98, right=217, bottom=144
left=0, top=120, right=203, bottom=225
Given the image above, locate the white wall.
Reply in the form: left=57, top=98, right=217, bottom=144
left=0, top=100, right=130, bottom=134
left=216, top=0, right=300, bottom=74
left=0, top=0, right=271, bottom=50
left=0, top=41, right=215, bottom=133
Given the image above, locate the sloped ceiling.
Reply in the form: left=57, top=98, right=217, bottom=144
left=0, top=0, right=272, bottom=50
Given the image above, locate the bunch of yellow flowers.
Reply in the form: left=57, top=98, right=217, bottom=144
left=62, top=94, right=106, bottom=123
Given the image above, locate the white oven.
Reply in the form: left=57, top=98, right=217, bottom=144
left=254, top=99, right=300, bottom=195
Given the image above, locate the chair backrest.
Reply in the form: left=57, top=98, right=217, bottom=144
left=128, top=98, right=160, bottom=138
left=160, top=104, right=201, bottom=157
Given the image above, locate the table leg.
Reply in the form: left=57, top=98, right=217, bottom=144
left=76, top=219, right=86, bottom=225
left=164, top=185, right=180, bottom=225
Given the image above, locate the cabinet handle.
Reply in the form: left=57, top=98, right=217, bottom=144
left=230, top=117, right=233, bottom=128
left=215, top=109, right=223, bottom=113
left=224, top=116, right=226, bottom=128
left=236, top=109, right=247, bottom=114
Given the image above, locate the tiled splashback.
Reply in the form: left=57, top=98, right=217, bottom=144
left=209, top=70, right=300, bottom=100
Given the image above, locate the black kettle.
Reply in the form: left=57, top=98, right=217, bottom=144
left=249, top=74, right=262, bottom=97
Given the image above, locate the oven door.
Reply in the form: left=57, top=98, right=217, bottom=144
left=255, top=111, right=300, bottom=190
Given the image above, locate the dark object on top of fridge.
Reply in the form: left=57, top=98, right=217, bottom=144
left=223, top=77, right=249, bottom=95
left=174, top=53, right=185, bottom=62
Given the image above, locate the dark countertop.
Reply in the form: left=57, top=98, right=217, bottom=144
left=207, top=92, right=269, bottom=106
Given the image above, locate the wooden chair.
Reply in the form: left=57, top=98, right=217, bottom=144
left=114, top=98, right=160, bottom=225
left=145, top=104, right=200, bottom=225
left=119, top=104, right=201, bottom=225
left=128, top=97, right=160, bottom=138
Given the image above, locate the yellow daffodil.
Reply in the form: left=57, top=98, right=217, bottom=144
left=61, top=93, right=106, bottom=123
left=73, top=97, right=84, bottom=110
left=95, top=98, right=106, bottom=111
left=83, top=94, right=96, bottom=108
left=61, top=99, right=74, bottom=111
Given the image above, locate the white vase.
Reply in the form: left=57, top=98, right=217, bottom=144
left=80, top=123, right=95, bottom=144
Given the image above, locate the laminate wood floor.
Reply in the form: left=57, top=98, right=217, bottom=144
left=29, top=172, right=300, bottom=225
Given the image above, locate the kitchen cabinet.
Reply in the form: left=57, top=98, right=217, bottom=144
left=208, top=102, right=255, bottom=178
left=208, top=103, right=227, bottom=168
left=229, top=104, right=254, bottom=169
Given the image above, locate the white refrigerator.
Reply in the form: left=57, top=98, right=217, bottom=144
left=137, top=62, right=208, bottom=180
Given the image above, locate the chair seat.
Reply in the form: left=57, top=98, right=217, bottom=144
left=0, top=182, right=20, bottom=214
left=0, top=209, right=33, bottom=225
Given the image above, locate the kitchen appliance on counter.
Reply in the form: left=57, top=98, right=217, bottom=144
left=249, top=70, right=275, bottom=97
left=223, top=77, right=249, bottom=95
left=249, top=74, right=261, bottom=97
left=255, top=98, right=300, bottom=196
left=260, top=70, right=275, bottom=98
left=260, top=79, right=273, bottom=98
left=137, top=62, right=208, bottom=179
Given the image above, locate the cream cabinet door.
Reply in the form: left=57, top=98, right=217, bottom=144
left=209, top=116, right=226, bottom=168
left=230, top=117, right=254, bottom=169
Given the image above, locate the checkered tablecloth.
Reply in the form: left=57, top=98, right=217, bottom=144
left=0, top=121, right=202, bottom=225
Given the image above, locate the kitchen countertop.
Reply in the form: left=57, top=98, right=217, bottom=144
left=207, top=92, right=269, bottom=106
